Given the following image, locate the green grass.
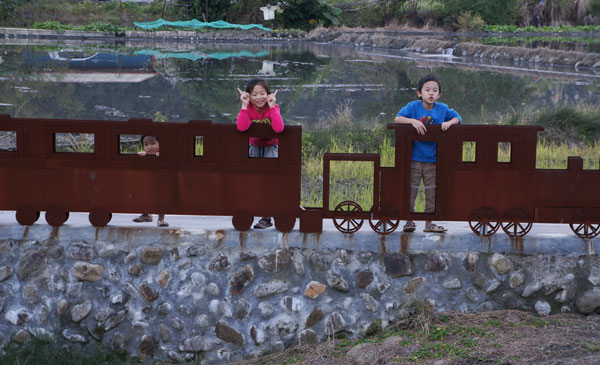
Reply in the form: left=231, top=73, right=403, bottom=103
left=33, top=21, right=125, bottom=34
left=408, top=342, right=469, bottom=361
left=580, top=342, right=600, bottom=352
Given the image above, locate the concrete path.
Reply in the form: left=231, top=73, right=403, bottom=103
left=0, top=210, right=595, bottom=257
left=0, top=210, right=576, bottom=235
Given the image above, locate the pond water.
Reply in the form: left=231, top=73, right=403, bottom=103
left=0, top=40, right=599, bottom=132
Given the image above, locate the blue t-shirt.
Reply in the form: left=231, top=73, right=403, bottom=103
left=396, top=100, right=462, bottom=162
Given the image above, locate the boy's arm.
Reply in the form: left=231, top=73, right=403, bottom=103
left=394, top=115, right=427, bottom=135
left=441, top=117, right=460, bottom=131
left=441, top=107, right=462, bottom=131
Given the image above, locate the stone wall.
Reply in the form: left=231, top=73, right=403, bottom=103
left=307, top=28, right=600, bottom=68
left=0, top=227, right=599, bottom=363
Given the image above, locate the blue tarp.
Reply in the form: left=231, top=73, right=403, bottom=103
left=133, top=19, right=270, bottom=31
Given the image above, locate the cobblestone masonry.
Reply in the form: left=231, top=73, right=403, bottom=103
left=0, top=227, right=599, bottom=363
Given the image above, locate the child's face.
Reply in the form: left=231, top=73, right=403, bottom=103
left=417, top=80, right=441, bottom=106
left=142, top=136, right=159, bottom=155
left=249, top=84, right=268, bottom=110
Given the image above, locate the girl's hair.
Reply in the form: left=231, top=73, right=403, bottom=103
left=245, top=78, right=270, bottom=94
left=417, top=74, right=442, bottom=94
left=140, top=135, right=159, bottom=144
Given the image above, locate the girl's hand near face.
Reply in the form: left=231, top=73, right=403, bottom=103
left=237, top=87, right=250, bottom=109
left=267, top=90, right=278, bottom=108
left=138, top=151, right=147, bottom=156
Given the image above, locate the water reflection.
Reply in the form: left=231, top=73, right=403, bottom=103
left=0, top=41, right=598, bottom=128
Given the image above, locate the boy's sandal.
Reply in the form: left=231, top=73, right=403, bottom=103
left=157, top=220, right=169, bottom=227
left=403, top=221, right=416, bottom=232
left=253, top=218, right=273, bottom=229
left=423, top=224, right=447, bottom=233
left=133, top=214, right=152, bottom=223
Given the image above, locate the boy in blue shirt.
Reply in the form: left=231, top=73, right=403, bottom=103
left=394, top=74, right=461, bottom=233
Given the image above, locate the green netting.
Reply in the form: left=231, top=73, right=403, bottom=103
left=135, top=49, right=270, bottom=61
left=133, top=19, right=270, bottom=31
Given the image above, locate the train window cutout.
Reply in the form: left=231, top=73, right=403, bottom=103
left=328, top=160, right=374, bottom=214
left=54, top=133, right=95, bottom=154
left=0, top=115, right=598, bottom=239
left=119, top=134, right=144, bottom=155
left=194, top=136, right=204, bottom=157
left=497, top=142, right=512, bottom=163
left=0, top=131, right=17, bottom=152
left=247, top=138, right=278, bottom=159
left=462, top=141, right=476, bottom=163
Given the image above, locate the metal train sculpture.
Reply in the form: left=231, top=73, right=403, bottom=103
left=0, top=115, right=598, bottom=239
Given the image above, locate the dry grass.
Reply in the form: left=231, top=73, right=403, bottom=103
left=235, top=310, right=600, bottom=365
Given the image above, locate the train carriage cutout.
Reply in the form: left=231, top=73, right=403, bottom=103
left=0, top=114, right=598, bottom=239
left=0, top=115, right=302, bottom=232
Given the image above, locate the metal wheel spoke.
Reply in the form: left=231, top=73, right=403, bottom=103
left=341, top=219, right=350, bottom=229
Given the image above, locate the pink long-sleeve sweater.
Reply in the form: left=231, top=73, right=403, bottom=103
left=236, top=103, right=284, bottom=147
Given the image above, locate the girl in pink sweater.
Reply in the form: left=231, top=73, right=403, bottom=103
left=236, top=78, right=284, bottom=229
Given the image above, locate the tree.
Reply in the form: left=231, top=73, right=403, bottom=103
left=178, top=0, right=231, bottom=22
left=441, top=0, right=520, bottom=26
left=279, top=0, right=341, bottom=30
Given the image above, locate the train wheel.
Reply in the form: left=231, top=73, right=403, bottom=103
left=16, top=206, right=40, bottom=226
left=232, top=213, right=253, bottom=231
left=45, top=207, right=69, bottom=227
left=501, top=208, right=533, bottom=238
left=369, top=205, right=399, bottom=235
left=469, top=207, right=499, bottom=236
left=275, top=214, right=296, bottom=233
left=89, top=208, right=112, bottom=227
left=569, top=222, right=600, bottom=239
left=333, top=200, right=364, bottom=234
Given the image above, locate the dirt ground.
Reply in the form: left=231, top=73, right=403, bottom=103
left=237, top=309, right=600, bottom=364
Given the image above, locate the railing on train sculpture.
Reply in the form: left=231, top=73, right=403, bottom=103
left=0, top=115, right=598, bottom=239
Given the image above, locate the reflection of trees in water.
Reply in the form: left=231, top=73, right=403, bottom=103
left=0, top=43, right=598, bottom=130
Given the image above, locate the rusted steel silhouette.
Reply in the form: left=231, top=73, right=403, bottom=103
left=0, top=115, right=301, bottom=232
left=0, top=115, right=598, bottom=238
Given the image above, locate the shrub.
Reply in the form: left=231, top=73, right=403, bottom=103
left=455, top=11, right=485, bottom=31
left=536, top=107, right=600, bottom=144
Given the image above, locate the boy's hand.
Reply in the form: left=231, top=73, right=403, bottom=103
left=267, top=90, right=278, bottom=108
left=441, top=121, right=452, bottom=131
left=138, top=151, right=146, bottom=156
left=412, top=119, right=427, bottom=135
left=237, top=87, right=249, bottom=109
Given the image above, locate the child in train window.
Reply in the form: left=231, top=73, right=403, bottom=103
left=132, top=135, right=169, bottom=227
left=394, top=74, right=462, bottom=233
left=236, top=78, right=284, bottom=229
